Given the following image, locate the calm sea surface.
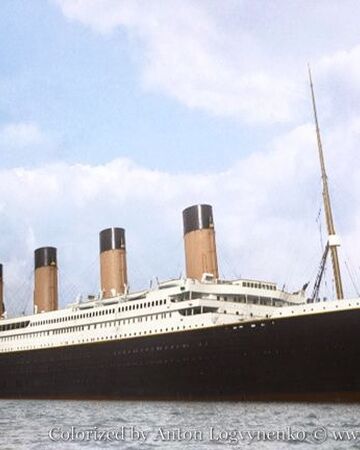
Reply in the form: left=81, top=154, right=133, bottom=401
left=1, top=400, right=360, bottom=449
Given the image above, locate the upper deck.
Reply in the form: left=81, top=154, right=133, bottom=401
left=2, top=276, right=353, bottom=354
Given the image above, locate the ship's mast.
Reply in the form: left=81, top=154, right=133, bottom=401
left=308, top=66, right=344, bottom=300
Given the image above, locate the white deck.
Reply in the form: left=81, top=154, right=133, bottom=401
left=1, top=277, right=358, bottom=354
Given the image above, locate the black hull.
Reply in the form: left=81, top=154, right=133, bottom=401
left=1, top=308, right=360, bottom=401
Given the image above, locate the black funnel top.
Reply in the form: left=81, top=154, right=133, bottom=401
left=100, top=228, right=126, bottom=253
left=183, top=204, right=214, bottom=235
left=35, top=247, right=57, bottom=269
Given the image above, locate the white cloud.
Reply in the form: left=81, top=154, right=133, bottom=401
left=0, top=122, right=58, bottom=168
left=53, top=0, right=304, bottom=123
left=2, top=117, right=360, bottom=315
left=0, top=122, right=45, bottom=148
left=53, top=0, right=360, bottom=124
left=319, top=45, right=360, bottom=87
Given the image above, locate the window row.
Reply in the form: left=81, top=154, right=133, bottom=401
left=29, top=299, right=168, bottom=328
left=1, top=313, right=173, bottom=341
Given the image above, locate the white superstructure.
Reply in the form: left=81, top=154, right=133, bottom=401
left=2, top=275, right=359, bottom=354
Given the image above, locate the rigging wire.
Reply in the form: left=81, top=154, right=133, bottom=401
left=344, top=260, right=360, bottom=297
left=20, top=270, right=34, bottom=316
left=316, top=170, right=360, bottom=298
left=60, top=253, right=100, bottom=304
left=315, top=202, right=339, bottom=301
left=216, top=237, right=240, bottom=280
left=340, top=242, right=360, bottom=297
left=315, top=205, right=329, bottom=298
left=5, top=268, right=34, bottom=317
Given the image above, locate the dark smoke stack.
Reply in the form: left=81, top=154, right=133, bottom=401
left=182, top=204, right=219, bottom=280
left=34, top=247, right=58, bottom=313
left=99, top=227, right=127, bottom=298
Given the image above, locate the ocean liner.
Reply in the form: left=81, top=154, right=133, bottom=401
left=0, top=71, right=359, bottom=401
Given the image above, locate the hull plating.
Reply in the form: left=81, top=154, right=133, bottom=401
left=0, top=308, right=359, bottom=401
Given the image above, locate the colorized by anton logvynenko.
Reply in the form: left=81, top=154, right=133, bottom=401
left=1, top=1, right=360, bottom=449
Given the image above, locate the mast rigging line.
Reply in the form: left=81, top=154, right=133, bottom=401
left=311, top=243, right=329, bottom=303
left=344, top=260, right=360, bottom=297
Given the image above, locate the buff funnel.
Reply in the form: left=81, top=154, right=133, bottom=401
left=99, top=227, right=127, bottom=298
left=182, top=204, right=219, bottom=280
left=34, top=247, right=58, bottom=313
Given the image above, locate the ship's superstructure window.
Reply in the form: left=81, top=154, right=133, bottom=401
left=243, top=281, right=276, bottom=290
left=179, top=307, right=218, bottom=316
left=0, top=321, right=30, bottom=332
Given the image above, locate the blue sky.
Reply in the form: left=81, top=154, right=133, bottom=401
left=0, top=0, right=273, bottom=172
left=1, top=0, right=360, bottom=314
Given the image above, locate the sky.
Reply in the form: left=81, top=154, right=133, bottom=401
left=1, top=0, right=360, bottom=315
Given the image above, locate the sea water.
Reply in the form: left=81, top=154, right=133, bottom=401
left=1, top=400, right=360, bottom=449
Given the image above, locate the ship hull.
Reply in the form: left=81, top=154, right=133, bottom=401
left=1, top=308, right=360, bottom=401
